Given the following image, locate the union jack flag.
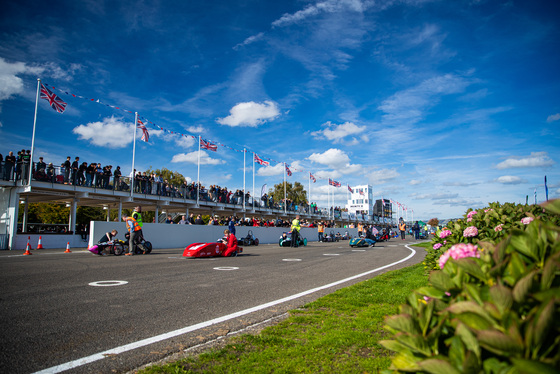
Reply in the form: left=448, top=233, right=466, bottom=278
left=254, top=153, right=269, bottom=166
left=348, top=185, right=353, bottom=193
left=329, top=178, right=341, bottom=187
left=359, top=190, right=365, bottom=196
left=137, top=118, right=149, bottom=142
left=200, top=138, right=217, bottom=151
left=285, top=164, right=292, bottom=176
left=40, top=84, right=67, bottom=113
left=310, top=173, right=316, bottom=183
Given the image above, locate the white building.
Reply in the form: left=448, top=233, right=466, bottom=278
left=346, top=185, right=374, bottom=220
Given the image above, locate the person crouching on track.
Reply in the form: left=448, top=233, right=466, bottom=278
left=97, top=229, right=118, bottom=256
left=223, top=229, right=239, bottom=255
left=122, top=214, right=141, bottom=256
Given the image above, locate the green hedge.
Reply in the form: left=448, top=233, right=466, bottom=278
left=381, top=199, right=560, bottom=373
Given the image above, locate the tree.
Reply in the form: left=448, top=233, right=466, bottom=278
left=428, top=218, right=439, bottom=227
left=269, top=181, right=307, bottom=204
left=145, top=167, right=186, bottom=186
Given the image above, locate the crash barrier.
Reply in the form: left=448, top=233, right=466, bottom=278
left=89, top=221, right=360, bottom=249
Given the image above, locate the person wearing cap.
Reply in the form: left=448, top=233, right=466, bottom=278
left=122, top=215, right=141, bottom=255
left=291, top=215, right=301, bottom=247
left=46, top=162, right=55, bottom=182
left=132, top=206, right=144, bottom=240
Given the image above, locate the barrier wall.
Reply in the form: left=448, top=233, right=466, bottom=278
left=89, top=221, right=359, bottom=249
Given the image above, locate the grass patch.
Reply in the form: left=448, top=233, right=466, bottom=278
left=139, top=264, right=428, bottom=374
left=410, top=241, right=432, bottom=249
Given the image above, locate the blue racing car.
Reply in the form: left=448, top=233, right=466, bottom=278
left=349, top=237, right=376, bottom=247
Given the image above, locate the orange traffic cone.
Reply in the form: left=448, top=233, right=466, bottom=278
left=26, top=236, right=33, bottom=250
left=64, top=242, right=72, bottom=253
left=37, top=236, right=44, bottom=249
left=23, top=238, right=32, bottom=255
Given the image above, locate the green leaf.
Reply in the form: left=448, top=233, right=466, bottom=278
left=430, top=270, right=455, bottom=291
left=418, top=358, right=462, bottom=374
left=540, top=199, right=560, bottom=216
left=447, top=336, right=466, bottom=369
left=416, top=286, right=447, bottom=298
left=533, top=299, right=555, bottom=348
left=379, top=339, right=410, bottom=354
left=511, top=358, right=559, bottom=374
left=418, top=298, right=435, bottom=336
left=541, top=256, right=558, bottom=290
left=513, top=270, right=536, bottom=303
left=385, top=314, right=417, bottom=334
left=455, top=322, right=481, bottom=360
left=453, top=258, right=487, bottom=281
left=390, top=352, right=422, bottom=371
left=482, top=357, right=511, bottom=373
left=489, top=284, right=513, bottom=317
left=454, top=312, right=494, bottom=331
left=510, top=230, right=539, bottom=262
left=477, top=329, right=524, bottom=355
left=464, top=284, right=483, bottom=305
left=397, top=334, right=433, bottom=356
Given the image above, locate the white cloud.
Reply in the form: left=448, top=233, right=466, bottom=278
left=0, top=58, right=38, bottom=101
left=171, top=151, right=224, bottom=165
left=495, top=152, right=555, bottom=169
left=272, top=0, right=366, bottom=28
left=311, top=121, right=366, bottom=144
left=494, top=175, right=527, bottom=184
left=216, top=101, right=280, bottom=127
left=547, top=113, right=560, bottom=123
left=409, top=179, right=422, bottom=185
left=412, top=193, right=459, bottom=200
left=257, top=163, right=284, bottom=176
left=369, top=168, right=400, bottom=184
left=72, top=116, right=132, bottom=148
left=308, top=148, right=363, bottom=175
left=187, top=125, right=205, bottom=133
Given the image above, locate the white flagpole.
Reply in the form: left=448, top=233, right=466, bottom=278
left=252, top=152, right=255, bottom=210
left=29, top=78, right=41, bottom=186
left=243, top=149, right=246, bottom=211
left=131, top=112, right=138, bottom=197
left=308, top=173, right=311, bottom=213
left=197, top=135, right=201, bottom=205
left=283, top=162, right=287, bottom=214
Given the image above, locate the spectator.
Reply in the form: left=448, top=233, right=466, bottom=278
left=113, top=166, right=121, bottom=190
left=71, top=157, right=79, bottom=185
left=78, top=162, right=87, bottom=186
left=194, top=214, right=204, bottom=225
left=165, top=215, right=174, bottom=224
left=178, top=215, right=188, bottom=224
left=46, top=163, right=55, bottom=182
left=4, top=151, right=15, bottom=181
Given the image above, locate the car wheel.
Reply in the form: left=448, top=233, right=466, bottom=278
left=254, top=238, right=259, bottom=246
left=113, top=243, right=125, bottom=256
left=303, top=238, right=307, bottom=246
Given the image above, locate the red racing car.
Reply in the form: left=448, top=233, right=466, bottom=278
left=183, top=241, right=243, bottom=258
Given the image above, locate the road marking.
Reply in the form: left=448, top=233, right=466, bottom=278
left=323, top=253, right=340, bottom=256
left=33, top=245, right=417, bottom=374
left=282, top=258, right=302, bottom=262
left=88, top=281, right=128, bottom=287
left=351, top=249, right=366, bottom=252
left=387, top=245, right=398, bottom=247
left=213, top=266, right=239, bottom=271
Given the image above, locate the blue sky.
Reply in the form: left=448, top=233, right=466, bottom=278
left=0, top=0, right=558, bottom=220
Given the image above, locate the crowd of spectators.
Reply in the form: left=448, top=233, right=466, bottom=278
left=0, top=153, right=327, bottom=215
left=168, top=213, right=338, bottom=229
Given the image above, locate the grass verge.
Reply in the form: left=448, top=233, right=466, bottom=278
left=139, top=263, right=428, bottom=373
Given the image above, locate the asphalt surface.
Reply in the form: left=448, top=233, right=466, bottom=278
left=0, top=237, right=425, bottom=374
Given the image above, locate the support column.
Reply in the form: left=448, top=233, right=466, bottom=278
left=155, top=205, right=160, bottom=224
left=22, top=196, right=29, bottom=233
left=3, top=187, right=20, bottom=250
left=69, top=198, right=78, bottom=234
left=118, top=200, right=123, bottom=221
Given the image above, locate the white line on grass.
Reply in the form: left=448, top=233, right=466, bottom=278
left=34, top=244, right=417, bottom=374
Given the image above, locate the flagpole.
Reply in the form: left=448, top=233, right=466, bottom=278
left=308, top=173, right=311, bottom=213
left=243, top=149, right=246, bottom=211
left=283, top=162, right=287, bottom=214
left=29, top=78, right=41, bottom=186
left=197, top=135, right=201, bottom=206
left=252, top=152, right=255, bottom=211
left=131, top=112, right=138, bottom=197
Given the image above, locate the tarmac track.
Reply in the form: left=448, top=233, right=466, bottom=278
left=0, top=237, right=425, bottom=373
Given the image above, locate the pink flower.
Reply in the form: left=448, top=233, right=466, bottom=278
left=484, top=208, right=493, bottom=213
left=433, top=243, right=443, bottom=250
left=443, top=240, right=447, bottom=245
left=467, top=210, right=478, bottom=218
left=439, top=243, right=480, bottom=269
left=494, top=224, right=503, bottom=232
left=439, top=229, right=452, bottom=239
left=521, top=217, right=534, bottom=225
left=463, top=226, right=478, bottom=237
left=467, top=217, right=473, bottom=222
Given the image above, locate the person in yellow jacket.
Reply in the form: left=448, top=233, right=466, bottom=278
left=317, top=221, right=325, bottom=242
left=122, top=214, right=141, bottom=255
left=291, top=215, right=301, bottom=247
left=399, top=220, right=406, bottom=240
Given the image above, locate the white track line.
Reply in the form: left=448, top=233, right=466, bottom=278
left=34, top=244, right=417, bottom=374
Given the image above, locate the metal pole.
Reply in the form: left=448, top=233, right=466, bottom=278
left=197, top=135, right=201, bottom=205
left=130, top=112, right=138, bottom=197
left=29, top=78, right=41, bottom=186
left=243, top=149, right=246, bottom=211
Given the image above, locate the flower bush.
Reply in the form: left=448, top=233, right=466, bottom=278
left=423, top=202, right=560, bottom=272
left=380, top=199, right=560, bottom=373
left=438, top=243, right=480, bottom=269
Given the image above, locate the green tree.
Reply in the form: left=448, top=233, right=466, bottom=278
left=145, top=167, right=186, bottom=186
left=427, top=218, right=439, bottom=227
left=269, top=181, right=307, bottom=204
